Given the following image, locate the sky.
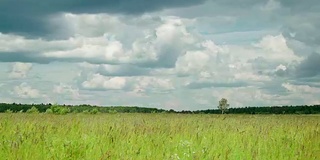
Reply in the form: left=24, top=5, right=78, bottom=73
left=0, top=0, right=319, bottom=110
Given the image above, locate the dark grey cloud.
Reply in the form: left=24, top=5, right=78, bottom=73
left=274, top=68, right=287, bottom=77
left=0, top=50, right=183, bottom=68
left=258, top=80, right=289, bottom=96
left=282, top=15, right=320, bottom=48
left=293, top=75, right=320, bottom=84
left=280, top=0, right=320, bottom=53
left=295, top=53, right=320, bottom=78
left=185, top=81, right=248, bottom=89
left=249, top=57, right=277, bottom=71
left=0, top=52, right=51, bottom=64
left=0, top=0, right=206, bottom=36
left=280, top=0, right=320, bottom=12
left=271, top=65, right=294, bottom=78
left=210, top=0, right=319, bottom=15
left=249, top=57, right=286, bottom=77
left=289, top=77, right=320, bottom=88
left=0, top=52, right=110, bottom=64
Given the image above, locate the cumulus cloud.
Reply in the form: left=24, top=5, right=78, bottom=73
left=56, top=13, right=126, bottom=38
left=53, top=83, right=81, bottom=100
left=82, top=73, right=127, bottom=90
left=274, top=64, right=288, bottom=77
left=133, top=77, right=175, bottom=94
left=12, top=83, right=43, bottom=99
left=9, top=62, right=32, bottom=78
left=0, top=14, right=199, bottom=68
left=209, top=86, right=278, bottom=107
left=260, top=0, right=281, bottom=11
left=254, top=34, right=302, bottom=62
left=175, top=40, right=231, bottom=78
left=0, top=34, right=130, bottom=64
left=175, top=50, right=210, bottom=76
left=98, top=64, right=150, bottom=77
left=133, top=16, right=199, bottom=68
left=234, top=72, right=272, bottom=82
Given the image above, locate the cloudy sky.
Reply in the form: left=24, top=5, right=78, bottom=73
left=0, top=0, right=319, bottom=110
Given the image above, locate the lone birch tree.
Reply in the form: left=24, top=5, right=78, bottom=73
left=218, top=98, right=229, bottom=114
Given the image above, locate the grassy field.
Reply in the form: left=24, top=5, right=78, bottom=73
left=0, top=113, right=319, bottom=160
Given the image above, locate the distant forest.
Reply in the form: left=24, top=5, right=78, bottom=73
left=1, top=103, right=320, bottom=114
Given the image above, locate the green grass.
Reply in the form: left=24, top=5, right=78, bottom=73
left=0, top=113, right=319, bottom=160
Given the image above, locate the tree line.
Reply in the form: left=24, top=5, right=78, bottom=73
left=190, top=105, right=320, bottom=114
left=0, top=102, right=319, bottom=114
left=0, top=103, right=165, bottom=114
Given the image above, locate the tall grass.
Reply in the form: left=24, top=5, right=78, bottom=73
left=0, top=113, right=319, bottom=159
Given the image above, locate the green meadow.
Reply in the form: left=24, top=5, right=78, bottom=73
left=0, top=113, right=319, bottom=160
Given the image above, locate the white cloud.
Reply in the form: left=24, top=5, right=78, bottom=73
left=175, top=50, right=210, bottom=75
left=234, top=72, right=271, bottom=82
left=211, top=86, right=290, bottom=107
left=9, top=62, right=32, bottom=78
left=282, top=83, right=320, bottom=94
left=0, top=33, right=74, bottom=53
left=155, top=17, right=196, bottom=45
left=82, top=73, right=127, bottom=90
left=275, top=64, right=287, bottom=72
left=175, top=40, right=229, bottom=77
left=13, top=83, right=42, bottom=99
left=57, top=13, right=125, bottom=37
left=132, top=77, right=175, bottom=94
left=260, top=0, right=281, bottom=11
left=254, top=34, right=302, bottom=62
left=53, top=83, right=80, bottom=99
left=42, top=35, right=130, bottom=64
left=127, top=16, right=199, bottom=67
